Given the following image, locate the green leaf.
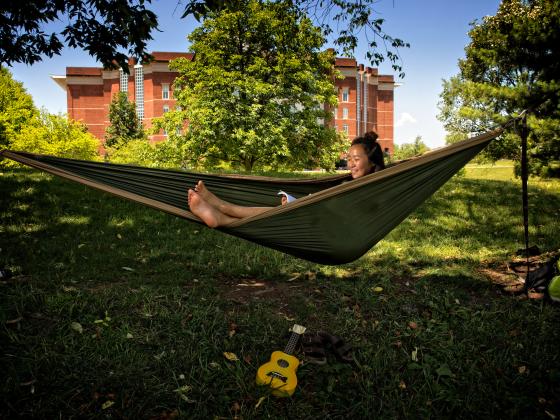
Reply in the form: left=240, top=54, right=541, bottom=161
left=436, top=364, right=453, bottom=377
left=70, top=322, right=83, bottom=334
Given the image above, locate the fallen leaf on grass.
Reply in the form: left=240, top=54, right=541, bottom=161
left=305, top=271, right=316, bottom=280
left=408, top=321, right=418, bottom=330
left=255, top=396, right=266, bottom=408
left=545, top=410, right=556, bottom=419
left=121, top=266, right=134, bottom=272
left=399, top=380, right=406, bottom=390
left=372, top=286, right=383, bottom=293
left=287, top=273, right=301, bottom=282
left=174, top=385, right=195, bottom=403
left=223, top=352, right=239, bottom=361
left=518, top=365, right=528, bottom=374
left=20, top=379, right=37, bottom=386
left=71, top=322, right=83, bottom=334
left=6, top=317, right=23, bottom=324
left=411, top=347, right=418, bottom=362
left=228, top=322, right=238, bottom=338
left=126, top=333, right=133, bottom=339
left=101, top=400, right=114, bottom=409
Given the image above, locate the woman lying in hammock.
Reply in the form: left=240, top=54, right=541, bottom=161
left=188, top=131, right=385, bottom=228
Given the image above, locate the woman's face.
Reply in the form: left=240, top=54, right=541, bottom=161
left=347, top=144, right=373, bottom=179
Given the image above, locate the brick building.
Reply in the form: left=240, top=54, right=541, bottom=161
left=52, top=52, right=395, bottom=153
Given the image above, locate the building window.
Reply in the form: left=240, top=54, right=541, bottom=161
left=162, top=84, right=170, bottom=99
left=163, top=105, right=169, bottom=113
left=363, top=77, right=368, bottom=133
left=356, top=73, right=361, bottom=135
left=119, top=69, right=128, bottom=92
left=342, top=88, right=349, bottom=102
left=134, top=64, right=144, bottom=120
left=342, top=124, right=349, bottom=134
left=333, top=107, right=337, bottom=120
left=342, top=108, right=349, bottom=120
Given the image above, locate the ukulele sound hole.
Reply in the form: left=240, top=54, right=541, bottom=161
left=277, top=359, right=289, bottom=368
left=267, top=371, right=288, bottom=383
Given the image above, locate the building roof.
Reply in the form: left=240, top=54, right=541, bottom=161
left=66, top=67, right=103, bottom=77
left=151, top=52, right=194, bottom=62
left=335, top=57, right=357, bottom=68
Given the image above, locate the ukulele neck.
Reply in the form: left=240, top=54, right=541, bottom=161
left=283, top=324, right=306, bottom=355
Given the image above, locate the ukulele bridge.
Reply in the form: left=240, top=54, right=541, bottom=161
left=267, top=371, right=288, bottom=383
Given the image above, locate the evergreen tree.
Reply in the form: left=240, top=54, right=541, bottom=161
left=105, top=92, right=145, bottom=150
left=438, top=0, right=560, bottom=177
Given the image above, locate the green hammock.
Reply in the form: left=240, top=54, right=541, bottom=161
left=0, top=127, right=502, bottom=264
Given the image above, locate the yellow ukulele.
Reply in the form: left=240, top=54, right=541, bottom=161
left=256, top=324, right=306, bottom=397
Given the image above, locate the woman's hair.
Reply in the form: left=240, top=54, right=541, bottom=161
left=351, top=130, right=385, bottom=172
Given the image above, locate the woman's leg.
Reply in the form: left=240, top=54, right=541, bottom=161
left=195, top=180, right=272, bottom=219
left=188, top=190, right=239, bottom=228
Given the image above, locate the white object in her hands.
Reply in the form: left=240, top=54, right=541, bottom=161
left=277, top=191, right=296, bottom=203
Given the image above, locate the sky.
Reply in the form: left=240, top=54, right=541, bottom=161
left=9, top=0, right=502, bottom=148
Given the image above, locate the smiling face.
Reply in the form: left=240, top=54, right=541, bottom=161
left=347, top=144, right=374, bottom=179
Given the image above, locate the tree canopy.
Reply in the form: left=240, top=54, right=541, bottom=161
left=1, top=0, right=407, bottom=75
left=393, top=136, right=429, bottom=161
left=0, top=0, right=158, bottom=72
left=183, top=0, right=409, bottom=76
left=0, top=67, right=37, bottom=149
left=10, top=111, right=99, bottom=164
left=154, top=0, right=345, bottom=172
left=0, top=67, right=99, bottom=165
left=438, top=0, right=560, bottom=176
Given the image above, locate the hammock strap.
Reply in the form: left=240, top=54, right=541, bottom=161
left=520, top=113, right=531, bottom=290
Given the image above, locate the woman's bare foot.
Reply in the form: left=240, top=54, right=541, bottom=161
left=194, top=181, right=225, bottom=210
left=188, top=189, right=235, bottom=228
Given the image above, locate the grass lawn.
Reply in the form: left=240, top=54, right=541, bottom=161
left=1, top=162, right=559, bottom=419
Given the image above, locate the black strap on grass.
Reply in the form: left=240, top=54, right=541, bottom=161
left=519, top=113, right=531, bottom=291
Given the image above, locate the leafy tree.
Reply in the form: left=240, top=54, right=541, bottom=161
left=0, top=0, right=158, bottom=72
left=7, top=110, right=99, bottom=165
left=0, top=66, right=38, bottom=149
left=393, top=136, right=429, bottom=161
left=1, top=1, right=407, bottom=76
left=438, top=0, right=560, bottom=177
left=105, top=92, right=145, bottom=150
left=183, top=0, right=410, bottom=76
left=155, top=0, right=345, bottom=172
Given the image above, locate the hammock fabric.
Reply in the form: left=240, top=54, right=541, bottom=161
left=1, top=128, right=502, bottom=265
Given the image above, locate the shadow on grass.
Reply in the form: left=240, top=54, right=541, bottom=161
left=1, top=168, right=559, bottom=418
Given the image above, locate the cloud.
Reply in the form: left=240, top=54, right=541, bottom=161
left=395, top=112, right=417, bottom=127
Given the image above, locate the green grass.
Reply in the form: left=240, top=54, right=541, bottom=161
left=1, top=165, right=559, bottom=419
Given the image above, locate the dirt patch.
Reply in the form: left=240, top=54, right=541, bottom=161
left=216, top=275, right=310, bottom=318
left=220, top=278, right=304, bottom=305
left=479, top=250, right=559, bottom=297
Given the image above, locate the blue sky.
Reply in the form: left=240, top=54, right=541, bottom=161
left=9, top=0, right=501, bottom=148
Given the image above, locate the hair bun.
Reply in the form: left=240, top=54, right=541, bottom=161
left=363, top=131, right=379, bottom=144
